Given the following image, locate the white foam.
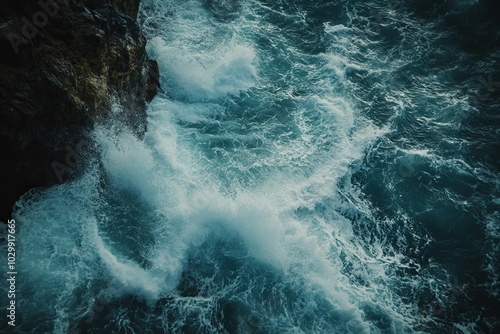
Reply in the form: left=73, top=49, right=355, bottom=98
left=88, top=222, right=160, bottom=299
left=147, top=35, right=257, bottom=102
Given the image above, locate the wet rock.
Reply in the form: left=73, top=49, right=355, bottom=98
left=0, top=0, right=160, bottom=221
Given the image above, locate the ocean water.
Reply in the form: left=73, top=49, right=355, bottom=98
left=1, top=0, right=499, bottom=333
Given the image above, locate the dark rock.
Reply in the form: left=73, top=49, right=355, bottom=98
left=84, top=0, right=106, bottom=11
left=0, top=0, right=159, bottom=222
left=0, top=20, right=34, bottom=65
left=147, top=59, right=160, bottom=102
left=110, top=0, right=141, bottom=19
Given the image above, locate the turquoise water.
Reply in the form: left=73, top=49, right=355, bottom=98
left=2, top=0, right=499, bottom=333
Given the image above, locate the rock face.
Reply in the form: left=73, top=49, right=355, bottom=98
left=0, top=0, right=159, bottom=221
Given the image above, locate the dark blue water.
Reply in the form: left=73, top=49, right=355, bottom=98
left=2, top=0, right=499, bottom=333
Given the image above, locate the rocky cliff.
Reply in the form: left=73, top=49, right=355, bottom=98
left=0, top=0, right=159, bottom=221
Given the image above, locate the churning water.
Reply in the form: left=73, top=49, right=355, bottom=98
left=2, top=0, right=499, bottom=333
